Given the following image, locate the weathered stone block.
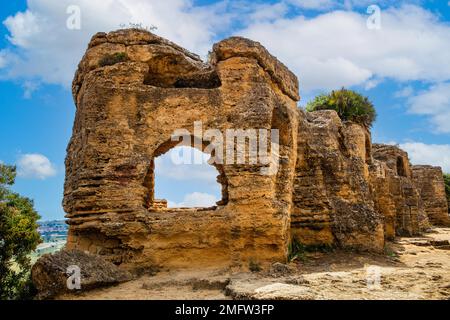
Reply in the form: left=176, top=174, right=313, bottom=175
left=62, top=29, right=449, bottom=273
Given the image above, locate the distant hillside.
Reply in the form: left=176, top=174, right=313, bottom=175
left=32, top=220, right=68, bottom=260
left=38, top=220, right=68, bottom=242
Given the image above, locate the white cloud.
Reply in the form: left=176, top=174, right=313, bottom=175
left=238, top=5, right=450, bottom=93
left=395, top=85, right=414, bottom=98
left=1, top=0, right=233, bottom=87
left=288, top=0, right=337, bottom=10
left=289, top=0, right=415, bottom=11
left=155, top=147, right=221, bottom=208
left=17, top=153, right=57, bottom=179
left=155, top=146, right=218, bottom=182
left=406, top=82, right=450, bottom=134
left=4, top=10, right=41, bottom=48
left=248, top=2, right=288, bottom=23
left=364, top=77, right=381, bottom=90
left=0, top=50, right=7, bottom=68
left=2, top=2, right=450, bottom=97
left=22, top=80, right=40, bottom=98
left=400, top=142, right=450, bottom=173
left=168, top=192, right=218, bottom=208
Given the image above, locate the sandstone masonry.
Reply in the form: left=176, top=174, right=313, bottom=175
left=62, top=29, right=450, bottom=271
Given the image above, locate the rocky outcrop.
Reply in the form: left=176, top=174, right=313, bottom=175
left=372, top=144, right=429, bottom=236
left=31, top=249, right=133, bottom=299
left=64, top=29, right=300, bottom=270
left=369, top=160, right=397, bottom=239
left=292, top=111, right=384, bottom=251
left=55, top=28, right=449, bottom=276
left=412, top=165, right=450, bottom=226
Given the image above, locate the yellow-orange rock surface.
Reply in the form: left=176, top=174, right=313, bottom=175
left=59, top=29, right=449, bottom=272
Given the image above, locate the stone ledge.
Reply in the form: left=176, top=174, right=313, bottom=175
left=212, top=36, right=300, bottom=101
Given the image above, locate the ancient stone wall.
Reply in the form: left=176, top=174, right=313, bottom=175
left=291, top=110, right=384, bottom=251
left=63, top=29, right=450, bottom=271
left=412, top=165, right=450, bottom=226
left=64, top=29, right=299, bottom=270
left=368, top=160, right=398, bottom=240
left=372, top=144, right=428, bottom=236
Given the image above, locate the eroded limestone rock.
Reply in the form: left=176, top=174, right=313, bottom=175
left=32, top=249, right=133, bottom=299
left=65, top=28, right=300, bottom=270
left=292, top=111, right=384, bottom=251
left=57, top=28, right=449, bottom=275
left=412, top=165, right=450, bottom=226
left=372, top=144, right=430, bottom=236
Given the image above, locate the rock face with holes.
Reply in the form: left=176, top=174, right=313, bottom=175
left=58, top=29, right=449, bottom=274
left=65, top=29, right=300, bottom=270
left=412, top=166, right=450, bottom=226
left=371, top=144, right=430, bottom=237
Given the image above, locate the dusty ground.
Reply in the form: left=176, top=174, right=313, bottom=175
left=59, top=227, right=450, bottom=300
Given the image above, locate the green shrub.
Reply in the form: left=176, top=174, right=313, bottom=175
left=288, top=237, right=306, bottom=262
left=384, top=244, right=397, bottom=257
left=306, top=88, right=377, bottom=127
left=288, top=237, right=335, bottom=262
left=444, top=173, right=450, bottom=213
left=0, top=164, right=41, bottom=300
left=98, top=52, right=129, bottom=67
left=120, top=22, right=157, bottom=32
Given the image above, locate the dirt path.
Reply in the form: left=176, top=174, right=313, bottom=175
left=59, top=227, right=450, bottom=300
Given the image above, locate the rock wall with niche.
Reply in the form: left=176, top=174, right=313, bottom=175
left=371, top=144, right=430, bottom=236
left=63, top=29, right=450, bottom=271
left=65, top=29, right=300, bottom=270
left=412, top=165, right=450, bottom=227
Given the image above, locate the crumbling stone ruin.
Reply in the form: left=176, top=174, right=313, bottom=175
left=412, top=166, right=450, bottom=226
left=62, top=29, right=450, bottom=271
left=371, top=144, right=428, bottom=238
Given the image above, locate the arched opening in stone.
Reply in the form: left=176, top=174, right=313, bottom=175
left=145, top=139, right=228, bottom=210
left=397, top=156, right=407, bottom=177
left=142, top=55, right=221, bottom=89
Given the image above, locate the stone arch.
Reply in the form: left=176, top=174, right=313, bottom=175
left=64, top=29, right=301, bottom=269
left=144, top=136, right=229, bottom=210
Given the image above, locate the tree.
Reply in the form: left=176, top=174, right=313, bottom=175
left=444, top=173, right=450, bottom=214
left=0, top=164, right=41, bottom=299
left=306, top=88, right=377, bottom=128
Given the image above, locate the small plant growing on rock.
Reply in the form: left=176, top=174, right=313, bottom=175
left=249, top=259, right=262, bottom=272
left=306, top=88, right=377, bottom=128
left=119, top=22, right=158, bottom=32
left=288, top=237, right=307, bottom=262
left=384, top=244, right=397, bottom=258
left=99, top=52, right=129, bottom=67
left=288, top=237, right=335, bottom=262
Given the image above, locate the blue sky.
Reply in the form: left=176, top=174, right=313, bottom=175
left=1, top=0, right=449, bottom=221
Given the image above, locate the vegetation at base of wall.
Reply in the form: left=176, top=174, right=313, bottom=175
left=305, top=88, right=377, bottom=128
left=99, top=52, right=129, bottom=67
left=0, top=164, right=41, bottom=300
left=444, top=173, right=450, bottom=213
left=248, top=259, right=262, bottom=272
left=288, top=237, right=334, bottom=262
left=288, top=237, right=306, bottom=262
left=384, top=244, right=397, bottom=258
